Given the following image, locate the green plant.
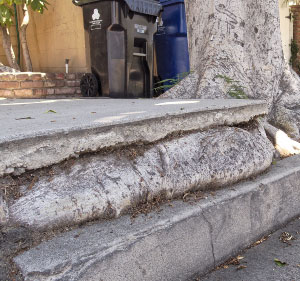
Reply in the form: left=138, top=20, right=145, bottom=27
left=215, top=74, right=248, bottom=99
left=0, top=0, right=49, bottom=71
left=153, top=71, right=191, bottom=94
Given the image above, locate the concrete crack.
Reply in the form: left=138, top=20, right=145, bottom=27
left=202, top=211, right=216, bottom=268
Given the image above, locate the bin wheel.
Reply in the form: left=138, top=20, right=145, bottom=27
left=80, top=73, right=99, bottom=97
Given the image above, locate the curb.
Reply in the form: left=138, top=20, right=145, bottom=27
left=14, top=155, right=300, bottom=281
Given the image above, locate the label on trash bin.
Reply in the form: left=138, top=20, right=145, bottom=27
left=90, top=9, right=103, bottom=30
left=134, top=24, right=147, bottom=34
left=157, top=26, right=166, bottom=34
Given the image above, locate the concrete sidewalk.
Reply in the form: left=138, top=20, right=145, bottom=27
left=199, top=216, right=300, bottom=281
left=0, top=98, right=267, bottom=176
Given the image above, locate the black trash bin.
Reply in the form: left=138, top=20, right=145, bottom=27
left=73, top=0, right=162, bottom=98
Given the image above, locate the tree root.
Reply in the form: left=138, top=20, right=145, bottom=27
left=264, top=122, right=300, bottom=157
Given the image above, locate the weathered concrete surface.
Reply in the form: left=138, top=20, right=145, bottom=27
left=14, top=155, right=300, bottom=281
left=3, top=125, right=273, bottom=231
left=0, top=98, right=267, bottom=176
left=200, top=216, right=300, bottom=281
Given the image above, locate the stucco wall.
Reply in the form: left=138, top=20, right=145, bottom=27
left=27, top=0, right=89, bottom=73
left=279, top=0, right=293, bottom=62
left=0, top=0, right=89, bottom=73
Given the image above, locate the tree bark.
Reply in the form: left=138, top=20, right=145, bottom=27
left=1, top=26, right=20, bottom=70
left=20, top=4, right=33, bottom=72
left=161, top=0, right=300, bottom=156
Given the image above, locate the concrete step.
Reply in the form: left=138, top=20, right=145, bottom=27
left=14, top=155, right=300, bottom=281
left=0, top=98, right=267, bottom=176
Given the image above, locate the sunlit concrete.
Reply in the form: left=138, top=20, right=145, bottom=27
left=0, top=98, right=267, bottom=176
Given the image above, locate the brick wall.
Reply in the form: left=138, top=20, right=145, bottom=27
left=291, top=5, right=300, bottom=72
left=0, top=73, right=83, bottom=99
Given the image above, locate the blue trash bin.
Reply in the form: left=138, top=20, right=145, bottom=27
left=154, top=0, right=190, bottom=86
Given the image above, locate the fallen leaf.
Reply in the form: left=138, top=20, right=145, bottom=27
left=45, top=110, right=57, bottom=113
left=50, top=120, right=56, bottom=123
left=237, top=265, right=247, bottom=270
left=15, top=117, right=34, bottom=120
left=91, top=112, right=96, bottom=114
left=274, top=258, right=287, bottom=267
left=280, top=232, right=295, bottom=245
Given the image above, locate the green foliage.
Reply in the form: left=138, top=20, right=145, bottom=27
left=153, top=71, right=191, bottom=94
left=215, top=74, right=248, bottom=99
left=274, top=258, right=287, bottom=267
left=0, top=0, right=49, bottom=26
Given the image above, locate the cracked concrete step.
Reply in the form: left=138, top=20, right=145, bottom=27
left=0, top=98, right=267, bottom=176
left=14, top=155, right=300, bottom=281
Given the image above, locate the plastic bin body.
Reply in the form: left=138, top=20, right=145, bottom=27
left=76, top=0, right=161, bottom=98
left=154, top=0, right=190, bottom=83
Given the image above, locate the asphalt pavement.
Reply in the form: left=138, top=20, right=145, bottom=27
left=197, top=217, right=300, bottom=281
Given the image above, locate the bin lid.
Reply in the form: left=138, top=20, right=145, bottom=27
left=159, top=0, right=184, bottom=5
left=73, top=0, right=162, bottom=16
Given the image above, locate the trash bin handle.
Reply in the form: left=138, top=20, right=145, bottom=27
left=133, top=53, right=147, bottom=57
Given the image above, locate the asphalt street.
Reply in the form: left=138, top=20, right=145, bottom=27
left=197, top=217, right=300, bottom=281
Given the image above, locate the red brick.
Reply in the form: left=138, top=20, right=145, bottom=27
left=20, top=81, right=44, bottom=88
left=47, top=88, right=55, bottom=95
left=0, top=89, right=15, bottom=98
left=29, top=73, right=44, bottom=81
left=55, top=73, right=65, bottom=80
left=14, top=89, right=33, bottom=98
left=66, top=74, right=76, bottom=80
left=44, top=81, right=56, bottom=87
left=55, top=87, right=76, bottom=95
left=0, top=81, right=20, bottom=89
left=0, top=74, right=17, bottom=81
left=32, top=88, right=47, bottom=98
left=45, top=73, right=56, bottom=80
left=55, top=80, right=65, bottom=87
left=65, top=80, right=76, bottom=87
left=15, top=73, right=30, bottom=81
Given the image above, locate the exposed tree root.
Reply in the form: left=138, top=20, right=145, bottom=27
left=264, top=122, right=300, bottom=157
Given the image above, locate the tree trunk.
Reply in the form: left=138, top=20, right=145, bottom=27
left=161, top=0, right=300, bottom=155
left=20, top=4, right=32, bottom=72
left=1, top=26, right=20, bottom=70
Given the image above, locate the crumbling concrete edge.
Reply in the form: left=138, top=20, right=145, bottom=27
left=14, top=155, right=300, bottom=281
left=0, top=101, right=267, bottom=177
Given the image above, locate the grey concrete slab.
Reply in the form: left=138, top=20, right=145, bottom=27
left=14, top=155, right=300, bottom=281
left=0, top=98, right=267, bottom=176
left=200, top=217, right=300, bottom=281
